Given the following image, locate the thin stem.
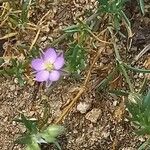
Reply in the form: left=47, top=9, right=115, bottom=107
left=139, top=77, right=148, bottom=94
left=54, top=48, right=104, bottom=124
left=50, top=12, right=100, bottom=47
left=119, top=62, right=134, bottom=92
left=108, top=27, right=134, bottom=93
left=123, top=63, right=150, bottom=73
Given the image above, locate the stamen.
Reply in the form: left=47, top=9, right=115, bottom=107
left=44, top=62, right=53, bottom=71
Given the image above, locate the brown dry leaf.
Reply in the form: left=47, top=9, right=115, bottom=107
left=113, top=98, right=125, bottom=123
left=144, top=57, right=150, bottom=69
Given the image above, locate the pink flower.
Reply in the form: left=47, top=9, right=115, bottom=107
left=31, top=48, right=64, bottom=85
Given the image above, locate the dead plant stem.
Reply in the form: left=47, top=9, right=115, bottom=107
left=55, top=48, right=104, bottom=124
left=51, top=12, right=100, bottom=46
left=87, top=29, right=111, bottom=44
left=29, top=28, right=41, bottom=51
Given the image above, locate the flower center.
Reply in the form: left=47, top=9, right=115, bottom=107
left=44, top=62, right=53, bottom=71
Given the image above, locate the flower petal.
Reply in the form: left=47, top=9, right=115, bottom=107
left=43, top=48, right=57, bottom=63
left=54, top=54, right=65, bottom=70
left=35, top=70, right=49, bottom=82
left=31, top=58, right=45, bottom=71
left=49, top=70, right=60, bottom=81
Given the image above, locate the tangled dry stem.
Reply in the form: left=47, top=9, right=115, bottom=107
left=54, top=47, right=105, bottom=124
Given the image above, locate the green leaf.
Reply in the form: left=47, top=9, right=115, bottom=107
left=42, top=125, right=64, bottom=138
left=9, top=14, right=19, bottom=26
left=41, top=134, right=56, bottom=143
left=0, top=58, right=4, bottom=66
left=14, top=114, right=38, bottom=133
left=138, top=139, right=150, bottom=150
left=118, top=62, right=134, bottom=92
left=41, top=125, right=64, bottom=144
left=65, top=29, right=81, bottom=33
left=20, top=0, right=31, bottom=25
left=127, top=90, right=150, bottom=136
left=26, top=140, right=40, bottom=150
left=143, top=90, right=150, bottom=109
left=66, top=43, right=86, bottom=73
left=136, top=126, right=150, bottom=135
left=53, top=141, right=62, bottom=150
left=114, top=14, right=120, bottom=30
left=97, top=0, right=109, bottom=12
left=63, top=25, right=78, bottom=32
left=21, top=114, right=35, bottom=132
left=15, top=135, right=31, bottom=145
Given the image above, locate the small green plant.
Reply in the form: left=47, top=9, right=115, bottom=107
left=66, top=42, right=86, bottom=74
left=0, top=58, right=26, bottom=86
left=15, top=114, right=65, bottom=150
left=64, top=22, right=89, bottom=74
left=0, top=0, right=148, bottom=149
left=97, top=0, right=130, bottom=30
left=127, top=90, right=150, bottom=149
left=6, top=0, right=32, bottom=28
left=127, top=90, right=150, bottom=135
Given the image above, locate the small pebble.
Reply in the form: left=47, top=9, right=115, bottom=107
left=113, top=100, right=118, bottom=106
left=139, top=73, right=144, bottom=78
left=85, top=108, right=102, bottom=123
left=77, top=102, right=91, bottom=114
left=102, top=131, right=110, bottom=139
left=10, top=85, right=15, bottom=91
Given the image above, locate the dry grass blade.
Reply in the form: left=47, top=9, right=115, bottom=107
left=133, top=43, right=150, bottom=63
left=0, top=32, right=17, bottom=40
left=50, top=12, right=101, bottom=47
left=28, top=9, right=54, bottom=51
left=55, top=47, right=104, bottom=124
left=29, top=28, right=41, bottom=51
left=87, top=29, right=111, bottom=44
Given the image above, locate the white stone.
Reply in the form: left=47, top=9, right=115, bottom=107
left=77, top=102, right=90, bottom=114
left=85, top=108, right=102, bottom=123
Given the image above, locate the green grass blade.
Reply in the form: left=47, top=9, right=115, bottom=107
left=139, top=0, right=145, bottom=15
left=124, top=63, right=150, bottom=73
left=120, top=10, right=131, bottom=27
left=109, top=89, right=129, bottom=96
left=21, top=0, right=31, bottom=24
left=139, top=77, right=148, bottom=94
left=143, top=90, right=150, bottom=108
left=118, top=62, right=134, bottom=92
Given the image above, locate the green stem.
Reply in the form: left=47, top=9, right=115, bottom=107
left=108, top=27, right=134, bottom=93
left=124, top=63, right=150, bottom=73
left=119, top=62, right=134, bottom=92
left=139, top=77, right=148, bottom=94
left=108, top=27, right=121, bottom=60
left=50, top=12, right=100, bottom=46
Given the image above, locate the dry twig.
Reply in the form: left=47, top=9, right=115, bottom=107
left=133, top=43, right=150, bottom=63
left=55, top=47, right=104, bottom=124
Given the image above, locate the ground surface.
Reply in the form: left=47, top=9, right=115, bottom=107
left=0, top=0, right=150, bottom=150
